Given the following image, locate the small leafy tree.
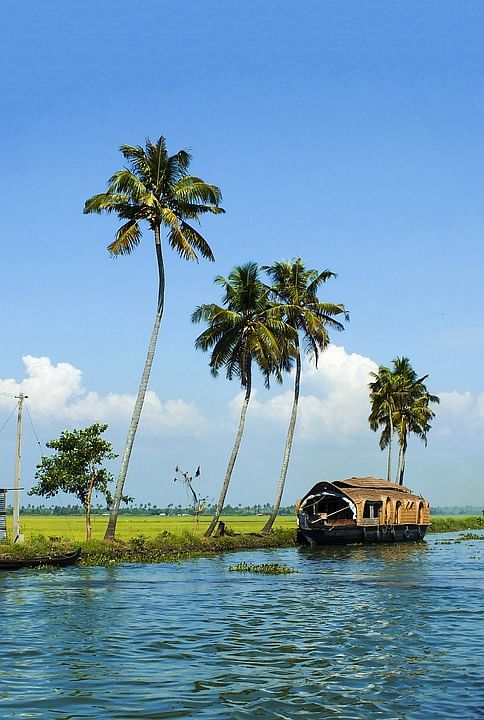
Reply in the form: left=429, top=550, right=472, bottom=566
left=29, top=424, right=118, bottom=539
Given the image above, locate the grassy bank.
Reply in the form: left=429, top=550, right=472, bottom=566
left=0, top=527, right=297, bottom=567
left=428, top=515, right=483, bottom=533
left=1, top=515, right=482, bottom=567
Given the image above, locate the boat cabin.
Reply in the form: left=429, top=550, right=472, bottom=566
left=296, top=476, right=430, bottom=545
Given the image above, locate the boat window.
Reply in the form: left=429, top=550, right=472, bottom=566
left=363, top=501, right=382, bottom=519
left=385, top=498, right=392, bottom=524
left=417, top=502, right=424, bottom=524
left=395, top=501, right=402, bottom=524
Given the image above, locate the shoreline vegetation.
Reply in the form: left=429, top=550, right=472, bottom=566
left=1, top=515, right=482, bottom=567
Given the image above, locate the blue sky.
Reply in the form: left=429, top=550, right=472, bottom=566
left=1, top=1, right=483, bottom=509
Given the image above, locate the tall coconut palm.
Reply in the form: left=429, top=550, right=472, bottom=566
left=391, top=357, right=439, bottom=486
left=192, top=262, right=293, bottom=537
left=84, top=136, right=224, bottom=540
left=368, top=365, right=398, bottom=482
left=260, top=258, right=348, bottom=534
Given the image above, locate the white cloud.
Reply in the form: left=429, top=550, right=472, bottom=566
left=229, top=345, right=378, bottom=440
left=226, top=346, right=484, bottom=444
left=0, top=356, right=206, bottom=435
left=438, top=391, right=473, bottom=416
left=476, top=393, right=484, bottom=421
left=435, top=390, right=484, bottom=435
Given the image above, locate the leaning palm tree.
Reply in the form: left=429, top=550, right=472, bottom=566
left=192, top=262, right=293, bottom=537
left=368, top=365, right=398, bottom=482
left=391, top=357, right=439, bottom=485
left=260, top=258, right=348, bottom=534
left=84, top=136, right=224, bottom=540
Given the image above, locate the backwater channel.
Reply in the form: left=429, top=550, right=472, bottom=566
left=0, top=531, right=482, bottom=719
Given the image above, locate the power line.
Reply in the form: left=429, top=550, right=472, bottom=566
left=0, top=404, right=17, bottom=435
left=25, top=403, right=44, bottom=454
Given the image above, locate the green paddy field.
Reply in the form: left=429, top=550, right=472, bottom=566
left=7, top=513, right=482, bottom=542
left=9, top=514, right=295, bottom=542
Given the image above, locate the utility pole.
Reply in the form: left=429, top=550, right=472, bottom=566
left=12, top=393, right=27, bottom=543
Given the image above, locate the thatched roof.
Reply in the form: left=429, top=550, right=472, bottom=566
left=298, top=476, right=425, bottom=505
left=333, top=476, right=412, bottom=493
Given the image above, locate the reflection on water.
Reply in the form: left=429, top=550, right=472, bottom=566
left=0, top=533, right=482, bottom=719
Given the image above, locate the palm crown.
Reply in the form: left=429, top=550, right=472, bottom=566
left=84, top=136, right=224, bottom=262
left=264, top=258, right=348, bottom=362
left=192, top=262, right=293, bottom=389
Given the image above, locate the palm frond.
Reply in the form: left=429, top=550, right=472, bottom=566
left=119, top=144, right=153, bottom=184
left=107, top=221, right=142, bottom=256
left=106, top=170, right=149, bottom=201
left=175, top=177, right=224, bottom=208
left=83, top=192, right=130, bottom=214
left=180, top=222, right=215, bottom=261
left=167, top=223, right=198, bottom=262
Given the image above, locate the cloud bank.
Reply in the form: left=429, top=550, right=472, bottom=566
left=0, top=356, right=205, bottom=435
left=1, top=350, right=482, bottom=444
left=231, top=346, right=379, bottom=441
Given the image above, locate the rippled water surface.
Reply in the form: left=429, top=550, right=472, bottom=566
left=0, top=532, right=482, bottom=719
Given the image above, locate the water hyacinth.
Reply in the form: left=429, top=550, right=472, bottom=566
left=228, top=562, right=297, bottom=574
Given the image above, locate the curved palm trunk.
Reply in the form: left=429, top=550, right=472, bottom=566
left=395, top=431, right=407, bottom=486
left=386, top=410, right=394, bottom=483
left=398, top=439, right=407, bottom=486
left=104, top=227, right=165, bottom=541
left=205, top=369, right=252, bottom=538
left=261, top=348, right=301, bottom=534
left=85, top=470, right=96, bottom=540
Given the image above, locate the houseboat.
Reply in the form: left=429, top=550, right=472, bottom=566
left=296, top=476, right=430, bottom=545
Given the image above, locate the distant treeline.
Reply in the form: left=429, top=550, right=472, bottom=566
left=8, top=503, right=483, bottom=516
left=10, top=503, right=296, bottom=516
left=431, top=505, right=482, bottom=516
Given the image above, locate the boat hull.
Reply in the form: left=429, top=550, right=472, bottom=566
left=0, top=547, right=82, bottom=570
left=296, top=524, right=428, bottom=546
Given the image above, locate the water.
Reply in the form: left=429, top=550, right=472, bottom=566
left=0, top=532, right=482, bottom=719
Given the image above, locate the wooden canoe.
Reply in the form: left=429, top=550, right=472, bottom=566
left=0, top=547, right=82, bottom=570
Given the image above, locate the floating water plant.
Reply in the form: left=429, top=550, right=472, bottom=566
left=228, top=562, right=297, bottom=574
left=436, top=532, right=484, bottom=545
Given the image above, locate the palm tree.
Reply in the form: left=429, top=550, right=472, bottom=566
left=391, top=357, right=439, bottom=486
left=84, top=136, right=224, bottom=540
left=368, top=365, right=398, bottom=482
left=260, top=258, right=347, bottom=534
left=192, top=262, right=293, bottom=537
